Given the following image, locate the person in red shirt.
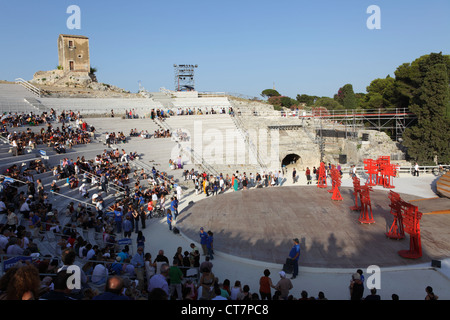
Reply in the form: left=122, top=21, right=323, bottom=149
left=305, top=167, right=311, bottom=185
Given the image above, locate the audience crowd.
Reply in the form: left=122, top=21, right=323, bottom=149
left=0, top=109, right=440, bottom=301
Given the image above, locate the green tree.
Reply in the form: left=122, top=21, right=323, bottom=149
left=280, top=96, right=296, bottom=108
left=365, top=75, right=395, bottom=108
left=402, top=53, right=450, bottom=164
left=296, top=94, right=318, bottom=106
left=335, top=84, right=357, bottom=109
left=261, top=89, right=280, bottom=99
left=314, top=97, right=344, bottom=110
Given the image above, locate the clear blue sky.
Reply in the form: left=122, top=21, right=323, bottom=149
left=1, top=0, right=449, bottom=98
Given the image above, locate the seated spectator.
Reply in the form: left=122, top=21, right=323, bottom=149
left=92, top=276, right=130, bottom=300
left=50, top=180, right=60, bottom=193
left=68, top=175, right=79, bottom=189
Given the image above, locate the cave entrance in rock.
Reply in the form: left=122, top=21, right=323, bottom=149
left=282, top=154, right=301, bottom=167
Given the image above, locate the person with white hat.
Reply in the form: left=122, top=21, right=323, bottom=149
left=274, top=270, right=293, bottom=300
left=78, top=183, right=89, bottom=198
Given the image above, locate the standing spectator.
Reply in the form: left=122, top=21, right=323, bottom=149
left=144, top=253, right=156, bottom=284
left=170, top=196, right=178, bottom=218
left=349, top=272, right=364, bottom=300
left=292, top=168, right=297, bottom=184
left=166, top=209, right=173, bottom=231
left=136, top=231, right=145, bottom=250
left=259, top=269, right=274, bottom=300
left=147, top=263, right=170, bottom=298
left=168, top=259, right=183, bottom=300
left=206, top=231, right=214, bottom=260
left=131, top=246, right=145, bottom=291
left=139, top=208, right=146, bottom=230
left=100, top=173, right=108, bottom=192
left=352, top=165, right=357, bottom=178
left=288, top=238, right=300, bottom=279
left=199, top=227, right=208, bottom=256
left=198, top=267, right=215, bottom=300
left=122, top=215, right=133, bottom=238
left=120, top=149, right=128, bottom=163
left=305, top=167, right=311, bottom=185
left=114, top=208, right=123, bottom=234
left=6, top=210, right=19, bottom=232
left=173, top=247, right=183, bottom=267
left=414, top=162, right=420, bottom=177
left=274, top=271, right=293, bottom=300
left=132, top=209, right=140, bottom=233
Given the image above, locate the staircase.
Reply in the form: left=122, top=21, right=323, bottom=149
left=15, top=78, right=41, bottom=97
left=436, top=171, right=450, bottom=198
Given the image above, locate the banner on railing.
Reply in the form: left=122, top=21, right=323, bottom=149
left=3, top=256, right=33, bottom=272
left=117, top=238, right=132, bottom=246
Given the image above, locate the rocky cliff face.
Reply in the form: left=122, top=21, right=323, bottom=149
left=29, top=69, right=141, bottom=98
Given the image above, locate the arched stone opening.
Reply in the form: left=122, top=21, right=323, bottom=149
left=281, top=154, right=301, bottom=167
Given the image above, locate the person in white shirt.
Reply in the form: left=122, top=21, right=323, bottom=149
left=352, top=165, right=357, bottom=178
left=20, top=199, right=31, bottom=219
left=121, top=150, right=128, bottom=163
left=414, top=163, right=419, bottom=177
left=86, top=245, right=97, bottom=260
left=79, top=183, right=89, bottom=198
left=176, top=185, right=182, bottom=201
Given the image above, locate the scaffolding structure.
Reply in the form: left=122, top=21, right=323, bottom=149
left=301, top=107, right=417, bottom=142
left=290, top=107, right=417, bottom=162
left=173, top=64, right=198, bottom=91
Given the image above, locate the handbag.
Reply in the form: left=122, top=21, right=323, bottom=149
left=283, top=258, right=295, bottom=274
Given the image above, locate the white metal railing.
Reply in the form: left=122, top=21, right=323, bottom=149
left=15, top=78, right=41, bottom=97
left=155, top=117, right=219, bottom=176
left=198, top=92, right=226, bottom=97
left=231, top=112, right=267, bottom=172
left=340, top=164, right=449, bottom=176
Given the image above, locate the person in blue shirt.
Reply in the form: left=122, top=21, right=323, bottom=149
left=199, top=227, right=208, bottom=256
left=111, top=256, right=124, bottom=275
left=114, top=208, right=123, bottom=234
left=131, top=246, right=145, bottom=291
left=170, top=197, right=178, bottom=218
left=167, top=209, right=173, bottom=231
left=206, top=231, right=214, bottom=260
left=122, top=215, right=133, bottom=238
left=289, top=238, right=301, bottom=279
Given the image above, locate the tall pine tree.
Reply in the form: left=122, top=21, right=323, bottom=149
left=402, top=53, right=450, bottom=165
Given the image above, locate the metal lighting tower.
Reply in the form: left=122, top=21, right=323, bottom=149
left=174, top=64, right=198, bottom=91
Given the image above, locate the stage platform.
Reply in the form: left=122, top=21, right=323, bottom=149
left=177, top=186, right=450, bottom=268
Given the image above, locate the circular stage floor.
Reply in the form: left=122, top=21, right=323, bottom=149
left=177, top=186, right=450, bottom=268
